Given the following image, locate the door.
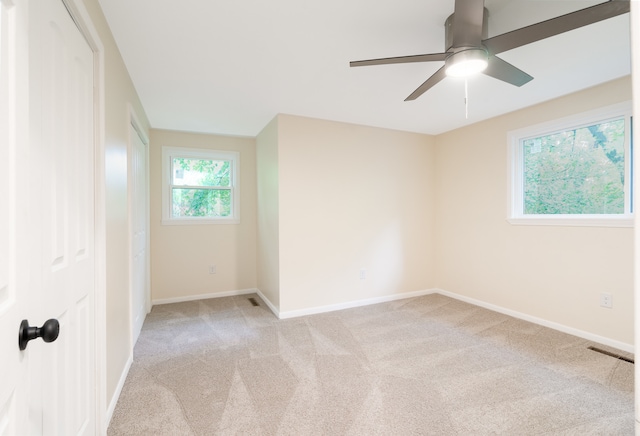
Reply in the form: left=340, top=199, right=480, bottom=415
left=130, top=123, right=148, bottom=345
left=0, top=0, right=96, bottom=434
left=0, top=1, right=30, bottom=433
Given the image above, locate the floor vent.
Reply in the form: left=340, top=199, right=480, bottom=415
left=587, top=346, right=634, bottom=364
left=248, top=297, right=260, bottom=307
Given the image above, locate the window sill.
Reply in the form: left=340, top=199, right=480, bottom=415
left=507, top=215, right=633, bottom=228
left=162, top=217, right=240, bottom=226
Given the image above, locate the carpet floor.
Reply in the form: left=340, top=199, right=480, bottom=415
left=107, top=293, right=634, bottom=435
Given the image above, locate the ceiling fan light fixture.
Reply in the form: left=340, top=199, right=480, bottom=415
left=445, top=48, right=488, bottom=77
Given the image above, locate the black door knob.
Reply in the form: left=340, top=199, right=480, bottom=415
left=18, top=319, right=60, bottom=351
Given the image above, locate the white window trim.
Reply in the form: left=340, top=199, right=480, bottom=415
left=161, top=146, right=240, bottom=225
left=507, top=101, right=633, bottom=228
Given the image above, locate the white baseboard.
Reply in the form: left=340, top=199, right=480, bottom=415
left=152, top=288, right=257, bottom=305
left=435, top=288, right=634, bottom=354
left=106, top=352, right=133, bottom=427
left=151, top=286, right=633, bottom=353
left=254, top=289, right=280, bottom=318
left=276, top=289, right=437, bottom=319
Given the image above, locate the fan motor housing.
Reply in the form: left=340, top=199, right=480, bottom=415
left=444, top=8, right=489, bottom=51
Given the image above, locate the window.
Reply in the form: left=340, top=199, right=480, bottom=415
left=508, top=102, right=632, bottom=227
left=162, top=147, right=240, bottom=224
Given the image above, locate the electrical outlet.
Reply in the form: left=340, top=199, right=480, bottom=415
left=600, top=292, right=612, bottom=308
left=209, top=265, right=217, bottom=274
left=359, top=268, right=366, bottom=280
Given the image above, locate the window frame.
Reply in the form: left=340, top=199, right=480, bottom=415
left=161, top=146, right=240, bottom=225
left=507, top=101, right=633, bottom=227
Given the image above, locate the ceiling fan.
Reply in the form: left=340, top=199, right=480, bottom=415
left=350, top=0, right=630, bottom=101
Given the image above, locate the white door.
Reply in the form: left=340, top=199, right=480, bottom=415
left=0, top=1, right=30, bottom=434
left=130, top=124, right=148, bottom=344
left=0, top=0, right=96, bottom=434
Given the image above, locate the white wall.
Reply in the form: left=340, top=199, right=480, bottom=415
left=435, top=76, right=633, bottom=347
left=256, top=117, right=281, bottom=308
left=149, top=129, right=257, bottom=302
left=276, top=115, right=437, bottom=313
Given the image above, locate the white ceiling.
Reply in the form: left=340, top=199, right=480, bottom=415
left=98, top=0, right=631, bottom=137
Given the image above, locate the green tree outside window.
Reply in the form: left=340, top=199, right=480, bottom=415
left=523, top=118, right=625, bottom=215
left=171, top=158, right=232, bottom=217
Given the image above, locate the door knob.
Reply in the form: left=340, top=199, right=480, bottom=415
left=18, top=319, right=60, bottom=350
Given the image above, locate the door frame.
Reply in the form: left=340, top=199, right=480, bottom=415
left=58, top=0, right=107, bottom=433
left=127, top=103, right=151, bottom=347
left=632, top=2, right=640, bottom=430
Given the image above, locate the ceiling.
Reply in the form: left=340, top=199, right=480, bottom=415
left=98, top=0, right=631, bottom=137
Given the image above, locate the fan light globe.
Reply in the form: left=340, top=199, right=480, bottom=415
left=445, top=49, right=488, bottom=77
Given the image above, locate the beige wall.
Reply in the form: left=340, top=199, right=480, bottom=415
left=82, top=0, right=151, bottom=412
left=149, top=129, right=257, bottom=302
left=256, top=118, right=281, bottom=308
left=75, top=0, right=636, bottom=424
left=435, top=77, right=633, bottom=346
left=277, top=115, right=437, bottom=313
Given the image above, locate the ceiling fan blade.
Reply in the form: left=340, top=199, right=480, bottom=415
left=452, top=0, right=486, bottom=47
left=350, top=52, right=448, bottom=67
left=483, top=0, right=630, bottom=55
left=483, top=56, right=533, bottom=86
left=405, top=66, right=447, bottom=101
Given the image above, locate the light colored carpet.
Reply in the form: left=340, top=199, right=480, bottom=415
left=108, top=293, right=634, bottom=435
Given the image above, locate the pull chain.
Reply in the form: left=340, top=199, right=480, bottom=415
left=464, top=79, right=469, bottom=119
